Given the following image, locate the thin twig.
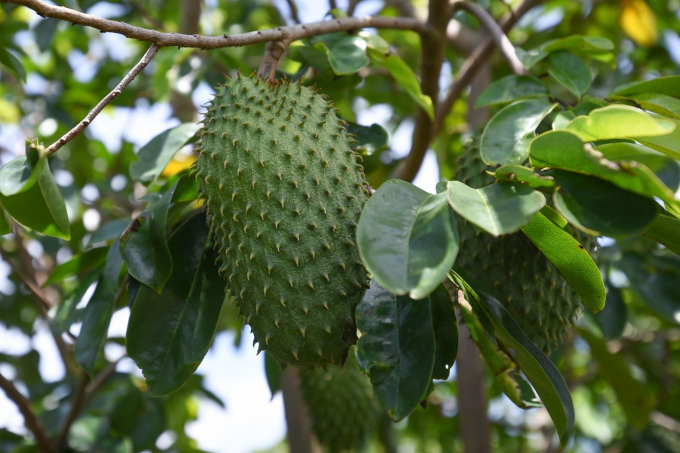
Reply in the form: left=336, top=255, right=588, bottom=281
left=0, top=247, right=51, bottom=313
left=84, top=357, right=121, bottom=400
left=328, top=0, right=338, bottom=11
left=285, top=0, right=301, bottom=24
left=0, top=373, right=55, bottom=453
left=44, top=43, right=160, bottom=156
left=54, top=373, right=90, bottom=450
left=257, top=40, right=289, bottom=81
left=456, top=2, right=526, bottom=75
left=348, top=0, right=362, bottom=16
left=3, top=0, right=433, bottom=49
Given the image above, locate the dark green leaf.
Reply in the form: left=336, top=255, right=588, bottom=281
left=451, top=269, right=575, bottom=448
left=644, top=210, right=680, bottom=255
left=313, top=33, right=370, bottom=75
left=357, top=180, right=459, bottom=299
left=516, top=35, right=614, bottom=68
left=54, top=268, right=102, bottom=334
left=43, top=247, right=108, bottom=286
left=120, top=183, right=177, bottom=293
left=0, top=155, right=40, bottom=196
left=446, top=181, right=545, bottom=236
left=430, top=284, right=457, bottom=380
left=346, top=123, right=389, bottom=155
left=564, top=105, right=675, bottom=141
left=0, top=203, right=11, bottom=235
left=551, top=170, right=658, bottom=236
left=590, top=283, right=627, bottom=340
left=171, top=174, right=199, bottom=203
left=610, top=75, right=680, bottom=98
left=129, top=123, right=200, bottom=184
left=86, top=218, right=131, bottom=248
left=475, top=75, right=549, bottom=107
left=547, top=51, right=591, bottom=97
left=480, top=99, right=556, bottom=166
left=521, top=212, right=605, bottom=312
left=356, top=279, right=435, bottom=421
left=126, top=214, right=226, bottom=396
left=494, top=165, right=556, bottom=193
left=579, top=328, right=655, bottom=430
left=264, top=352, right=283, bottom=399
left=0, top=46, right=26, bottom=82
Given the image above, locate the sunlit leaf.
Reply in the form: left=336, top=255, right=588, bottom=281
left=610, top=75, right=680, bottom=98
left=564, top=105, right=675, bottom=141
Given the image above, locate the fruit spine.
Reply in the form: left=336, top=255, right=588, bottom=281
left=195, top=74, right=370, bottom=368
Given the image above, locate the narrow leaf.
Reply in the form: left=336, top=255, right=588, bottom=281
left=430, top=284, right=457, bottom=380
left=446, top=181, right=545, bottom=237
left=43, top=247, right=108, bottom=286
left=0, top=46, right=26, bottom=82
left=521, top=212, right=605, bottom=312
left=356, top=279, right=435, bottom=421
left=610, top=75, right=680, bottom=98
left=126, top=214, right=225, bottom=396
left=264, top=352, right=283, bottom=399
left=357, top=179, right=459, bottom=300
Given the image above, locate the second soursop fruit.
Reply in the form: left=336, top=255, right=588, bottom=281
left=300, top=347, right=380, bottom=452
left=454, top=140, right=596, bottom=353
left=195, top=74, right=370, bottom=368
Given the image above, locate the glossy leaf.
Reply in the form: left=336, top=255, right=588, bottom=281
left=622, top=93, right=680, bottom=120
left=480, top=99, right=556, bottom=166
left=367, top=48, right=434, bottom=120
left=43, top=247, right=108, bottom=286
left=346, top=122, right=389, bottom=155
left=314, top=33, right=369, bottom=75
left=356, top=279, right=435, bottom=421
left=547, top=51, right=591, bottom=97
left=126, top=213, right=226, bottom=396
left=430, top=284, right=457, bottom=380
left=635, top=118, right=680, bottom=160
left=0, top=155, right=41, bottom=196
left=579, top=328, right=655, bottom=431
left=644, top=210, right=680, bottom=255
left=530, top=131, right=679, bottom=212
left=610, top=75, right=680, bottom=98
left=0, top=46, right=26, bottom=82
left=0, top=157, right=70, bottom=240
left=521, top=212, right=605, bottom=312
left=264, top=352, right=283, bottom=400
left=357, top=179, right=459, bottom=300
left=494, top=165, right=556, bottom=192
left=74, top=242, right=122, bottom=376
left=120, top=183, right=177, bottom=293
left=475, top=75, right=549, bottom=107
left=595, top=142, right=680, bottom=192
left=359, top=31, right=390, bottom=53
left=446, top=181, right=545, bottom=237
left=86, top=218, right=131, bottom=248
left=540, top=205, right=571, bottom=233
left=551, top=170, right=658, bottom=236
left=552, top=110, right=576, bottom=130
left=171, top=174, right=200, bottom=203
left=564, top=105, right=676, bottom=141
left=129, top=123, right=200, bottom=184
left=516, top=35, right=614, bottom=68
left=451, top=269, right=575, bottom=448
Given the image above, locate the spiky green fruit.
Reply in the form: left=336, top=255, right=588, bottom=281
left=453, top=141, right=596, bottom=353
left=195, top=74, right=370, bottom=368
left=300, top=347, right=379, bottom=452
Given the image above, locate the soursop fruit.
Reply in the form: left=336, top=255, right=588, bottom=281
left=300, top=347, right=380, bottom=452
left=453, top=140, right=597, bottom=353
left=195, top=74, right=370, bottom=369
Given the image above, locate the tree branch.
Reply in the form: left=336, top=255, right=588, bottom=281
left=0, top=373, right=55, bottom=453
left=3, top=0, right=433, bottom=49
left=348, top=0, right=362, bottom=16
left=44, top=43, right=159, bottom=157
left=285, top=0, right=301, bottom=24
left=455, top=2, right=526, bottom=75
left=0, top=247, right=51, bottom=314
left=257, top=40, right=289, bottom=81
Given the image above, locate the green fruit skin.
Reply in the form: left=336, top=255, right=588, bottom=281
left=454, top=141, right=597, bottom=353
left=300, top=347, right=379, bottom=452
left=195, top=75, right=369, bottom=369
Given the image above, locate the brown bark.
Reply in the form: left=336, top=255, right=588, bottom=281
left=282, top=368, right=322, bottom=453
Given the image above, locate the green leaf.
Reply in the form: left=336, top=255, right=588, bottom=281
left=621, top=93, right=680, bottom=120
left=43, top=247, right=108, bottom=286
left=540, top=205, right=571, bottom=233
left=551, top=170, right=658, bottom=236
left=0, top=203, right=11, bottom=235
left=0, top=155, right=41, bottom=196
left=610, top=75, right=680, bottom=98
left=457, top=291, right=540, bottom=409
left=264, top=352, right=283, bottom=399
left=475, top=75, right=549, bottom=108
left=357, top=179, right=459, bottom=299
left=446, top=181, right=545, bottom=237
left=0, top=46, right=26, bottom=82
left=644, top=210, right=680, bottom=255
left=579, top=328, right=655, bottom=431
left=74, top=241, right=122, bottom=376
left=516, top=35, right=614, bottom=68
left=521, top=212, right=605, bottom=312
left=564, top=105, right=676, bottom=141
left=54, top=268, right=102, bottom=334
left=635, top=118, right=680, bottom=161
left=430, top=284, right=457, bottom=380
left=480, top=99, right=556, bottom=166
left=451, top=269, right=575, bottom=448
left=120, top=183, right=177, bottom=293
left=356, top=279, right=435, bottom=421
left=529, top=131, right=679, bottom=213
left=595, top=142, right=680, bottom=192
left=346, top=122, right=389, bottom=155
left=129, top=123, right=200, bottom=184
left=126, top=213, right=226, bottom=396
left=86, top=218, right=131, bottom=248
left=494, top=165, right=556, bottom=193
left=552, top=110, right=576, bottom=130
left=367, top=48, right=434, bottom=120
left=171, top=174, right=199, bottom=203
left=313, top=33, right=370, bottom=75
left=547, top=51, right=591, bottom=97
left=0, top=157, right=70, bottom=240
left=590, top=283, right=627, bottom=340
left=359, top=31, right=390, bottom=53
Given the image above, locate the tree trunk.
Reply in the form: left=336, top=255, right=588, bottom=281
left=170, top=0, right=200, bottom=122
left=281, top=367, right=322, bottom=453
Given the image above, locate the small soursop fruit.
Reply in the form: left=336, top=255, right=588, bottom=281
left=300, top=347, right=380, bottom=452
left=195, top=74, right=370, bottom=368
left=453, top=141, right=597, bottom=353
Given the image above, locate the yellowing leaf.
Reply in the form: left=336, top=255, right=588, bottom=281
left=620, top=0, right=658, bottom=47
left=161, top=153, right=196, bottom=177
